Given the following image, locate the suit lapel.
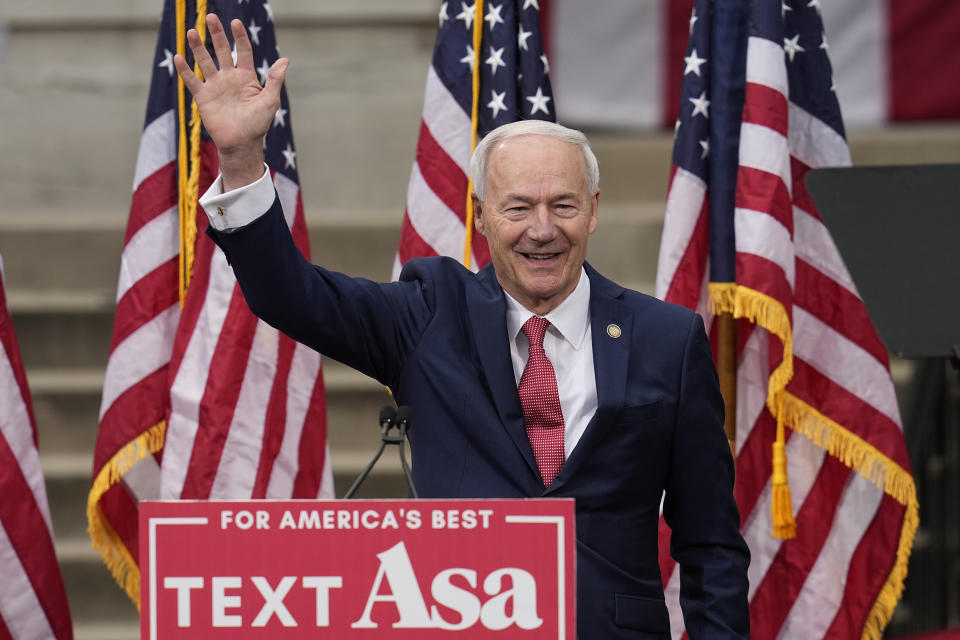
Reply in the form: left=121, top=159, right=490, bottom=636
left=469, top=265, right=540, bottom=480
left=549, top=263, right=632, bottom=492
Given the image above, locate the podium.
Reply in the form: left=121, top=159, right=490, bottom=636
left=140, top=499, right=576, bottom=638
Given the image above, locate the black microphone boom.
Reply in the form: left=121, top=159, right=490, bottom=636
left=343, top=405, right=419, bottom=499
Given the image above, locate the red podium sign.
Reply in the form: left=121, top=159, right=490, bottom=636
left=140, top=499, right=576, bottom=639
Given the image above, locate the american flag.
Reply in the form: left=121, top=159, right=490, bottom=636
left=87, top=0, right=332, bottom=606
left=550, top=0, right=960, bottom=131
left=392, top=0, right=555, bottom=276
left=0, top=255, right=74, bottom=639
left=655, top=1, right=918, bottom=638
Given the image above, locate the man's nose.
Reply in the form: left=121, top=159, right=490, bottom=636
left=525, top=206, right=557, bottom=242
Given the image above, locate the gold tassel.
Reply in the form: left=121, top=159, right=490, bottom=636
left=771, top=423, right=797, bottom=539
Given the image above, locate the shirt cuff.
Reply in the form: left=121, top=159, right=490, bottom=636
left=200, top=165, right=275, bottom=232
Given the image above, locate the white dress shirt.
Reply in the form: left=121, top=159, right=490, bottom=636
left=200, top=169, right=600, bottom=457
left=200, top=165, right=276, bottom=231
left=504, top=269, right=598, bottom=458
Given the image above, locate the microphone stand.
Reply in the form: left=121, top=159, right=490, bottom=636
left=343, top=405, right=419, bottom=499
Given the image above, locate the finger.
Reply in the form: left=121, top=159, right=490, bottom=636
left=206, top=13, right=235, bottom=71
left=231, top=19, right=255, bottom=71
left=186, top=28, right=218, bottom=79
left=174, top=54, right=204, bottom=95
left=262, top=58, right=289, bottom=104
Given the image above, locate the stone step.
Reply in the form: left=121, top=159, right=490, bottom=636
left=29, top=362, right=395, bottom=457
left=74, top=622, right=139, bottom=640
left=0, top=201, right=662, bottom=299
left=0, top=5, right=684, bottom=227
left=4, top=0, right=960, bottom=230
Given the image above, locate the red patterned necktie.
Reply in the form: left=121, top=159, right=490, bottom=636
left=518, top=316, right=565, bottom=487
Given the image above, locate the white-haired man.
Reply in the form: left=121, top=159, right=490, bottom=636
left=178, top=15, right=749, bottom=638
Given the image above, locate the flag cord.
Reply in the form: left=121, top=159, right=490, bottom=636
left=176, top=1, right=208, bottom=307
left=462, top=0, right=485, bottom=269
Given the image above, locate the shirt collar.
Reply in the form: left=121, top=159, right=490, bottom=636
left=504, top=268, right=591, bottom=350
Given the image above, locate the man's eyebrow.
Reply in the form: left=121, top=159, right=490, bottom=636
left=500, top=192, right=580, bottom=204
left=499, top=194, right=535, bottom=205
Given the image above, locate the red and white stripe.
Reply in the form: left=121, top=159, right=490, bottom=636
left=0, top=257, right=74, bottom=639
left=392, top=66, right=485, bottom=279
left=550, top=0, right=960, bottom=129
left=159, top=168, right=333, bottom=501
left=92, top=105, right=334, bottom=596
left=656, top=34, right=912, bottom=640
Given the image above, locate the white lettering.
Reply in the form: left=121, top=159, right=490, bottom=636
left=478, top=509, right=493, bottom=528
left=381, top=510, right=399, bottom=529
left=430, top=569, right=480, bottom=630
left=212, top=577, right=243, bottom=627
left=256, top=511, right=270, bottom=529
left=432, top=510, right=445, bottom=529
left=302, top=576, right=343, bottom=626
left=361, top=510, right=379, bottom=529
left=251, top=576, right=297, bottom=627
left=279, top=510, right=296, bottom=529
left=163, top=576, right=203, bottom=627
left=480, top=568, right=542, bottom=630
left=351, top=542, right=432, bottom=629
left=220, top=511, right=233, bottom=529
left=299, top=510, right=321, bottom=529
left=235, top=511, right=254, bottom=530
left=406, top=510, right=421, bottom=529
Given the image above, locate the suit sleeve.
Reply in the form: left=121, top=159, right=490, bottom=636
left=206, top=196, right=432, bottom=387
left=662, top=313, right=750, bottom=639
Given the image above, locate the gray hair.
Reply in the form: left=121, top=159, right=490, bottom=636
left=469, top=120, right=600, bottom=200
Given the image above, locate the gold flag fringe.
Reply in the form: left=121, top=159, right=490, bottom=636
left=707, top=283, right=918, bottom=638
left=86, top=420, right=167, bottom=609
left=708, top=283, right=796, bottom=539
left=780, top=391, right=919, bottom=640
left=861, top=493, right=919, bottom=640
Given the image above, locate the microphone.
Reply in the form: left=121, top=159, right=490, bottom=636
left=379, top=405, right=397, bottom=431
left=393, top=406, right=418, bottom=498
left=343, top=405, right=418, bottom=499
left=394, top=406, right=412, bottom=432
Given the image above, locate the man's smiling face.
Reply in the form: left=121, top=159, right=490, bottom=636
left=473, top=134, right=599, bottom=315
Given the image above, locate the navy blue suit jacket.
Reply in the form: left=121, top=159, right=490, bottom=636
left=208, top=199, right=750, bottom=638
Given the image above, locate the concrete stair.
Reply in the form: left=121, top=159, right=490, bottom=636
left=2, top=1, right=960, bottom=637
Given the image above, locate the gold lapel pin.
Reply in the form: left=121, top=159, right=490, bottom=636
left=606, top=323, right=622, bottom=339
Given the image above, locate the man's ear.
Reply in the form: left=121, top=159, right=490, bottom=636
left=472, top=193, right=486, bottom=236
left=588, top=190, right=599, bottom=235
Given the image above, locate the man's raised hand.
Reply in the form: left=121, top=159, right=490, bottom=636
left=174, top=14, right=288, bottom=190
